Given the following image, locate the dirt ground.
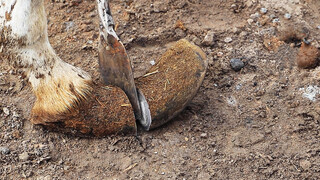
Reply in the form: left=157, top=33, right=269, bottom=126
left=1, top=0, right=320, bottom=179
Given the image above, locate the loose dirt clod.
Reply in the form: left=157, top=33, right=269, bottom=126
left=296, top=42, right=320, bottom=68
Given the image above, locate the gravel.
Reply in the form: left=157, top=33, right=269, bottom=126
left=224, top=37, right=233, bottom=43
left=272, top=18, right=280, bottom=23
left=230, top=58, right=245, bottom=71
left=19, top=152, right=30, bottom=161
left=284, top=13, right=291, bottom=19
left=200, top=133, right=208, bottom=138
left=2, top=107, right=10, bottom=116
left=0, top=147, right=10, bottom=155
left=260, top=8, right=268, bottom=14
left=202, top=31, right=215, bottom=46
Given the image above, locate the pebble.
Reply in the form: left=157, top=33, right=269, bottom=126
left=0, top=147, right=10, bottom=155
left=19, top=152, right=30, bottom=161
left=247, top=19, right=254, bottom=25
left=175, top=28, right=186, bottom=38
left=200, top=133, right=208, bottom=138
left=232, top=27, right=240, bottom=34
left=272, top=18, right=280, bottom=23
left=224, top=37, right=233, bottom=43
left=150, top=60, right=156, bottom=65
left=230, top=4, right=236, bottom=9
left=217, top=52, right=224, bottom=57
left=250, top=12, right=260, bottom=20
left=300, top=160, right=311, bottom=170
left=317, top=25, right=320, bottom=30
left=191, top=35, right=201, bottom=46
left=2, top=107, right=10, bottom=116
left=202, top=31, right=215, bottom=46
left=235, top=84, right=242, bottom=90
left=260, top=8, right=268, bottom=14
left=284, top=13, right=291, bottom=19
left=230, top=58, right=245, bottom=71
left=240, top=31, right=248, bottom=37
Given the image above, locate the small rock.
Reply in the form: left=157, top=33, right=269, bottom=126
left=230, top=58, right=245, bottom=71
left=232, top=27, right=240, bottom=34
left=317, top=25, right=320, bottom=30
left=300, top=160, right=311, bottom=170
left=260, top=8, right=268, bottom=14
left=64, top=165, right=70, bottom=171
left=272, top=18, right=280, bottom=23
left=0, top=147, right=10, bottom=155
left=191, top=35, right=201, bottom=46
left=235, top=84, right=242, bottom=90
left=217, top=52, right=224, bottom=57
left=2, top=107, right=10, bottom=116
left=250, top=12, right=260, bottom=20
left=175, top=28, right=186, bottom=38
left=284, top=13, right=291, bottom=19
left=19, top=152, right=30, bottom=161
left=230, top=4, right=236, bottom=9
left=247, top=19, right=254, bottom=25
left=240, top=31, right=248, bottom=37
left=224, top=37, right=233, bottom=43
left=200, top=133, right=208, bottom=138
left=150, top=60, right=156, bottom=66
left=202, top=31, right=215, bottom=46
left=12, top=111, right=19, bottom=118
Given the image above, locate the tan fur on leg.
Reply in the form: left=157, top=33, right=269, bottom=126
left=30, top=61, right=93, bottom=124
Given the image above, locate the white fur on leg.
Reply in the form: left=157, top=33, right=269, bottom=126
left=1, top=0, right=94, bottom=124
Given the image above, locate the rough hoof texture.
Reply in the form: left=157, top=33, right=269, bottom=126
left=32, top=81, right=137, bottom=137
left=136, top=39, right=208, bottom=129
left=31, top=39, right=207, bottom=136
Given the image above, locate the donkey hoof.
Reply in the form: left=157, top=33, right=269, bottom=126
left=31, top=39, right=207, bottom=136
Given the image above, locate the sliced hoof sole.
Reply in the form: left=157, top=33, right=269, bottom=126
left=136, top=39, right=208, bottom=129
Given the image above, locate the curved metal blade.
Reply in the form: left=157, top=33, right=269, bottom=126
left=96, top=0, right=152, bottom=130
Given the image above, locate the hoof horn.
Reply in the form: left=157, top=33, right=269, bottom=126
left=136, top=39, right=208, bottom=129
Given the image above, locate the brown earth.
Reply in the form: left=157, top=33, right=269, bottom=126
left=1, top=0, right=320, bottom=179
